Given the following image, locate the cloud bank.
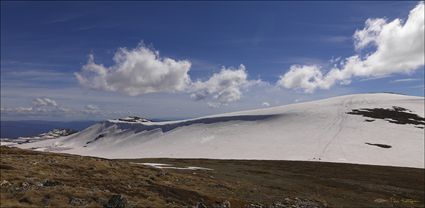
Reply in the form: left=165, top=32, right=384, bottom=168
left=2, top=97, right=68, bottom=115
left=1, top=98, right=105, bottom=118
left=278, top=2, right=424, bottom=92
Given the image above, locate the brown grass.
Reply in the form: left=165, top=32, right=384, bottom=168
left=1, top=146, right=424, bottom=208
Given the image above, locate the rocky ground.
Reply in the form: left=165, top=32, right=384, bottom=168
left=1, top=146, right=424, bottom=208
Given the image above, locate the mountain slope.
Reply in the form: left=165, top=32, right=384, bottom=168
left=16, top=93, right=425, bottom=168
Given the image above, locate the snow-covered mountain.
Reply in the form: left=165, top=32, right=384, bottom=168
left=14, top=93, right=425, bottom=168
left=0, top=129, right=77, bottom=146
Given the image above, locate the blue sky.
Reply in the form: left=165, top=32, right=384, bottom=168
left=1, top=1, right=424, bottom=121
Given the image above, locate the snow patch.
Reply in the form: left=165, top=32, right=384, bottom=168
left=132, top=162, right=213, bottom=170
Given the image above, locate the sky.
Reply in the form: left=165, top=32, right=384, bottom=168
left=1, top=1, right=424, bottom=121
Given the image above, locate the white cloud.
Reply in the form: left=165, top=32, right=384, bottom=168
left=1, top=106, right=68, bottom=115
left=390, top=78, right=421, bottom=83
left=0, top=98, right=101, bottom=117
left=32, top=97, right=58, bottom=107
left=85, top=104, right=98, bottom=110
left=190, top=65, right=256, bottom=106
left=353, top=18, right=387, bottom=51
left=261, top=102, right=270, bottom=107
left=82, top=104, right=100, bottom=114
left=15, top=107, right=34, bottom=113
left=278, top=2, right=424, bottom=92
left=277, top=65, right=325, bottom=93
left=75, top=44, right=261, bottom=106
left=75, top=44, right=192, bottom=96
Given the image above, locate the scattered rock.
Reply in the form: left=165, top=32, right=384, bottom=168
left=213, top=200, right=231, bottom=208
left=392, top=106, right=411, bottom=112
left=42, top=179, right=61, bottom=187
left=21, top=182, right=30, bottom=190
left=245, top=204, right=263, bottom=208
left=69, top=197, right=86, bottom=206
left=118, top=116, right=150, bottom=123
left=0, top=180, right=11, bottom=186
left=281, top=197, right=324, bottom=208
left=47, top=159, right=58, bottom=164
left=35, top=182, right=44, bottom=187
left=195, top=202, right=208, bottom=208
left=156, top=169, right=167, bottom=177
left=245, top=197, right=324, bottom=208
left=104, top=194, right=128, bottom=208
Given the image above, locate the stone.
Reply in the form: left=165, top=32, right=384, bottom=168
left=42, top=180, right=61, bottom=187
left=104, top=194, right=128, bottom=208
left=69, top=197, right=86, bottom=206
left=195, top=202, right=208, bottom=208
left=0, top=180, right=11, bottom=186
left=212, top=200, right=231, bottom=208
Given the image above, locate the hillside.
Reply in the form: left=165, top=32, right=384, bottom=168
left=1, top=146, right=424, bottom=207
left=13, top=93, right=425, bottom=168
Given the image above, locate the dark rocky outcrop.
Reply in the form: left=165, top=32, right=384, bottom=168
left=365, top=143, right=392, bottom=148
left=347, top=106, right=425, bottom=127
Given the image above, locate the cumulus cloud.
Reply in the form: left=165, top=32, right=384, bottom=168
left=76, top=44, right=261, bottom=106
left=190, top=65, right=254, bottom=106
left=75, top=44, right=191, bottom=96
left=278, top=2, right=424, bottom=92
left=353, top=18, right=387, bottom=51
left=277, top=65, right=325, bottom=93
left=32, top=97, right=58, bottom=107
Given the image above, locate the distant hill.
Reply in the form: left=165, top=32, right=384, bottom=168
left=0, top=120, right=98, bottom=139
